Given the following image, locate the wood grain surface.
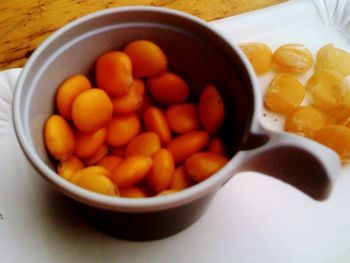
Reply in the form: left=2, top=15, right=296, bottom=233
left=0, top=0, right=286, bottom=70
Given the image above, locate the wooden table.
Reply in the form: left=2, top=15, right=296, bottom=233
left=0, top=0, right=286, bottom=71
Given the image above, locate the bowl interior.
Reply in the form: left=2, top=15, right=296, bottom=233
left=16, top=7, right=255, bottom=204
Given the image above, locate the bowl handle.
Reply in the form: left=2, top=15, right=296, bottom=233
left=231, top=126, right=340, bottom=200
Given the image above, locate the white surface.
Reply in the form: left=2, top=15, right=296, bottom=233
left=2, top=0, right=350, bottom=262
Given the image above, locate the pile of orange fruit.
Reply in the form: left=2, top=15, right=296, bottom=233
left=44, top=40, right=229, bottom=197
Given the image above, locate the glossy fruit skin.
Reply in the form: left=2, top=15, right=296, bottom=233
left=273, top=44, right=313, bottom=74
left=165, top=103, right=199, bottom=134
left=199, top=85, right=225, bottom=135
left=184, top=152, right=228, bottom=182
left=208, top=137, right=226, bottom=155
left=74, top=127, right=107, bottom=159
left=326, top=107, right=350, bottom=126
left=125, top=132, right=161, bottom=157
left=69, top=166, right=119, bottom=196
left=167, top=131, right=209, bottom=164
left=240, top=42, right=273, bottom=75
left=57, top=156, right=85, bottom=180
left=147, top=72, right=189, bottom=105
left=84, top=144, right=109, bottom=166
left=264, top=73, right=305, bottom=115
left=72, top=89, right=113, bottom=133
left=95, top=51, right=133, bottom=97
left=112, top=78, right=145, bottom=115
left=106, top=114, right=141, bottom=147
left=285, top=105, right=325, bottom=138
left=123, top=40, right=167, bottom=77
left=56, top=74, right=92, bottom=120
left=96, top=155, right=123, bottom=174
left=147, top=149, right=175, bottom=193
left=143, top=106, right=172, bottom=146
left=317, top=44, right=350, bottom=76
left=111, top=156, right=153, bottom=188
left=44, top=115, right=75, bottom=161
left=169, top=166, right=193, bottom=190
left=313, top=125, right=350, bottom=161
left=306, top=69, right=344, bottom=112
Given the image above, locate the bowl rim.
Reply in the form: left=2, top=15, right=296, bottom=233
left=13, top=5, right=260, bottom=212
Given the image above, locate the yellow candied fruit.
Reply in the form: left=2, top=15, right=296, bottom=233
left=306, top=69, right=344, bottom=112
left=273, top=44, right=313, bottom=74
left=343, top=117, right=350, bottom=129
left=325, top=106, right=350, bottom=125
left=239, top=42, right=273, bottom=75
left=285, top=105, right=325, bottom=138
left=307, top=69, right=343, bottom=89
left=264, top=73, right=305, bottom=115
left=338, top=96, right=350, bottom=127
left=313, top=125, right=350, bottom=161
left=317, top=44, right=350, bottom=76
left=337, top=81, right=350, bottom=110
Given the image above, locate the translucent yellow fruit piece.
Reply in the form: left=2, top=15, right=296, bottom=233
left=285, top=105, right=325, bottom=138
left=341, top=84, right=350, bottom=108
left=264, top=73, right=305, bottom=114
left=313, top=125, right=350, bottom=161
left=70, top=166, right=119, bottom=196
left=337, top=49, right=350, bottom=76
left=306, top=69, right=344, bottom=112
left=307, top=69, right=343, bottom=90
left=317, top=44, right=337, bottom=71
left=339, top=98, right=350, bottom=127
left=239, top=42, right=273, bottom=75
left=326, top=106, right=350, bottom=125
left=317, top=43, right=350, bottom=76
left=273, top=44, right=313, bottom=74
left=307, top=84, right=338, bottom=112
left=343, top=117, right=350, bottom=129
